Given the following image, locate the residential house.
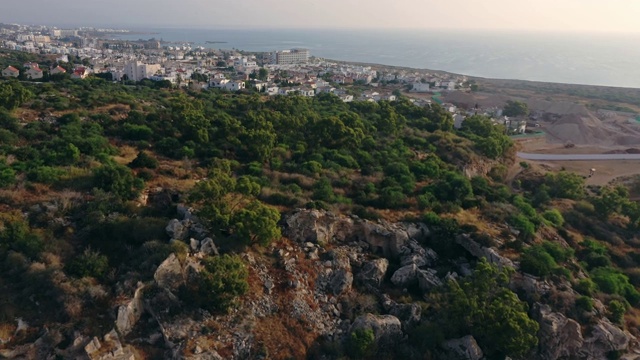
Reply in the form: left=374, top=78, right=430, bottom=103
left=223, top=80, right=245, bottom=91
left=209, top=78, right=230, bottom=88
left=2, top=66, right=20, bottom=78
left=25, top=67, right=43, bottom=80
left=267, top=86, right=280, bottom=96
left=50, top=66, right=67, bottom=75
left=411, top=82, right=430, bottom=92
left=71, top=67, right=88, bottom=79
left=339, top=94, right=354, bottom=103
left=440, top=80, right=456, bottom=91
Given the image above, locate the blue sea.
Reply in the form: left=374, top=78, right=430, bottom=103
left=112, top=28, right=640, bottom=89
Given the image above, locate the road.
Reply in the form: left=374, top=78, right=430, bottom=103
left=517, top=152, right=640, bottom=161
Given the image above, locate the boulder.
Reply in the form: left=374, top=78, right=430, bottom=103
left=533, top=303, right=583, bottom=360
left=327, top=250, right=353, bottom=295
left=115, top=283, right=145, bottom=336
left=166, top=219, right=189, bottom=241
left=388, top=302, right=421, bottom=328
left=329, top=269, right=353, bottom=296
left=357, top=258, right=389, bottom=287
left=417, top=269, right=443, bottom=293
left=455, top=234, right=515, bottom=268
left=350, top=314, right=402, bottom=344
left=401, top=222, right=430, bottom=243
left=580, top=318, right=631, bottom=360
left=399, top=240, right=438, bottom=267
left=154, top=254, right=184, bottom=291
left=442, top=335, right=483, bottom=360
left=391, top=264, right=418, bottom=288
left=284, top=209, right=355, bottom=245
left=360, top=221, right=409, bottom=259
left=189, top=238, right=200, bottom=251
left=200, top=238, right=219, bottom=256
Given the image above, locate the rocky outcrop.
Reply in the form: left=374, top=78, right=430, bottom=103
left=382, top=295, right=421, bottom=329
left=84, top=329, right=135, bottom=360
left=391, top=264, right=418, bottom=288
left=357, top=258, right=389, bottom=287
left=284, top=209, right=430, bottom=259
left=200, top=237, right=219, bottom=256
left=325, top=251, right=352, bottom=296
left=154, top=253, right=185, bottom=291
left=533, top=303, right=583, bottom=360
left=166, top=219, right=190, bottom=241
left=580, top=319, right=632, bottom=360
left=442, top=335, right=483, bottom=360
left=400, top=239, right=437, bottom=267
left=417, top=269, right=443, bottom=293
left=455, top=234, right=515, bottom=268
left=115, top=282, right=145, bottom=336
left=350, top=314, right=403, bottom=345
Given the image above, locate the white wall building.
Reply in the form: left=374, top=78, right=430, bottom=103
left=272, top=49, right=310, bottom=65
left=124, top=61, right=162, bottom=81
left=412, top=82, right=430, bottom=92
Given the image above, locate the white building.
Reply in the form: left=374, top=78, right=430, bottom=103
left=272, top=49, right=310, bottom=65
left=2, top=66, right=19, bottom=78
left=124, top=61, right=162, bottom=81
left=412, top=82, right=430, bottom=92
left=25, top=67, right=43, bottom=80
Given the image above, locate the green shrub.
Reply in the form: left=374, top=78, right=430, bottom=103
left=93, top=163, right=144, bottom=200
left=608, top=300, right=627, bottom=324
left=0, top=161, right=16, bottom=188
left=575, top=296, right=594, bottom=312
left=574, top=278, right=597, bottom=296
left=186, top=254, right=249, bottom=313
left=520, top=246, right=557, bottom=277
left=26, top=166, right=65, bottom=184
left=128, top=151, right=159, bottom=169
left=591, top=267, right=640, bottom=304
left=67, top=248, right=110, bottom=279
left=347, top=329, right=375, bottom=359
left=543, top=209, right=564, bottom=227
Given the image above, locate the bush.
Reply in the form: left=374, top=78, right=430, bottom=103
left=186, top=254, right=249, bottom=313
left=543, top=209, right=565, bottom=227
left=347, top=329, right=375, bottom=359
left=591, top=267, right=640, bottom=304
left=128, top=151, right=159, bottom=169
left=26, top=166, right=65, bottom=184
left=93, top=163, right=144, bottom=200
left=0, top=160, right=16, bottom=188
left=575, top=296, right=594, bottom=312
left=608, top=300, right=627, bottom=324
left=574, top=278, right=597, bottom=296
left=67, top=248, right=110, bottom=279
left=520, top=246, right=557, bottom=277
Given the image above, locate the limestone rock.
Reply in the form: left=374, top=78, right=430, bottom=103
left=580, top=318, right=631, bottom=360
left=154, top=254, right=184, bottom=291
left=533, top=303, right=583, bottom=360
left=190, top=238, right=200, bottom=251
left=391, top=264, right=418, bottom=288
left=350, top=314, right=403, bottom=345
left=360, top=221, right=409, bottom=259
left=115, top=283, right=145, bottom=336
left=329, top=269, right=353, bottom=296
left=200, top=237, right=219, bottom=256
left=357, top=258, right=389, bottom=287
left=417, top=269, right=443, bottom=293
left=284, top=209, right=355, bottom=245
left=442, top=335, right=483, bottom=360
left=455, top=234, right=515, bottom=268
left=166, top=219, right=189, bottom=240
left=388, top=302, right=421, bottom=328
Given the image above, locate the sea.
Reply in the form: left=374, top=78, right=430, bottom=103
left=111, top=28, right=640, bottom=89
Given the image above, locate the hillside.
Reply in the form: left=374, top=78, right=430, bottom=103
left=1, top=74, right=640, bottom=360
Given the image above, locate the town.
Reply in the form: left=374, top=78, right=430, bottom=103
left=0, top=22, right=529, bottom=134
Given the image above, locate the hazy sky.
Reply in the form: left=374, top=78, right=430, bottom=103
left=2, top=0, right=639, bottom=33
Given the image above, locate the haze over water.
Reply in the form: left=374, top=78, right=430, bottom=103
left=114, top=28, right=640, bottom=89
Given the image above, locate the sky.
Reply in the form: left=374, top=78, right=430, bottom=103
left=2, top=0, right=639, bottom=34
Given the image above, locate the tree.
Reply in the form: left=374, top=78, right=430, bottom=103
left=503, top=100, right=529, bottom=117
left=128, top=151, right=159, bottom=169
left=187, top=254, right=249, bottom=313
left=439, top=259, right=539, bottom=358
left=592, top=186, right=629, bottom=219
left=546, top=172, right=585, bottom=200
left=0, top=160, right=16, bottom=188
left=257, top=68, right=269, bottom=81
left=0, top=81, right=33, bottom=110
left=231, top=200, right=281, bottom=246
left=93, top=163, right=143, bottom=200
